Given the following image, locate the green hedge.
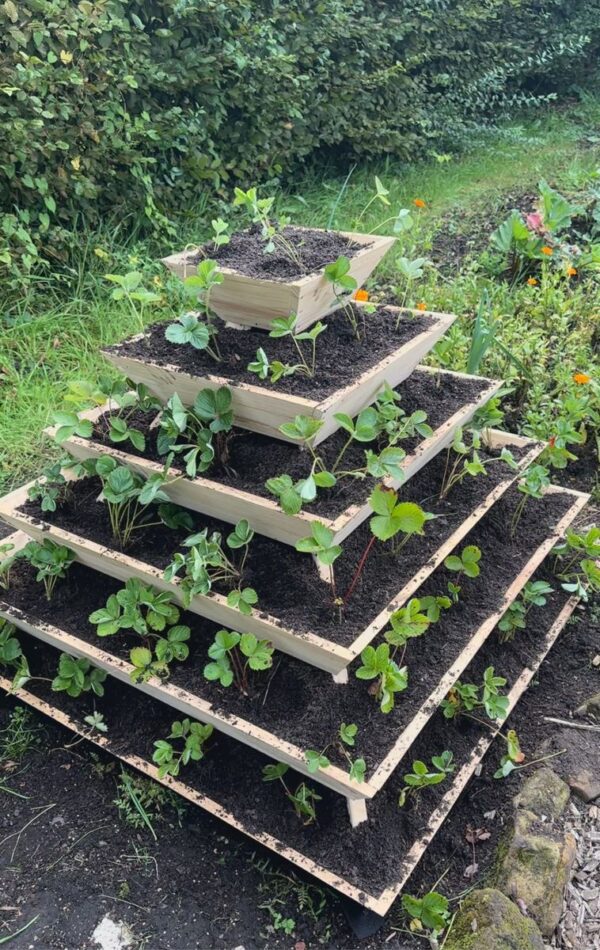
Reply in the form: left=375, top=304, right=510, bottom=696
left=1, top=0, right=599, bottom=274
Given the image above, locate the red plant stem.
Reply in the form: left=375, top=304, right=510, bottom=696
left=343, top=535, right=376, bottom=604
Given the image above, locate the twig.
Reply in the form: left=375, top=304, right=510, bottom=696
left=44, top=823, right=108, bottom=873
left=543, top=716, right=600, bottom=733
left=261, top=659, right=282, bottom=708
left=99, top=894, right=150, bottom=912
left=0, top=802, right=56, bottom=863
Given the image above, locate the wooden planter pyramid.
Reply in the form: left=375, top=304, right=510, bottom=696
left=0, top=244, right=591, bottom=917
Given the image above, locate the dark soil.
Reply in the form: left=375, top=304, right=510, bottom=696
left=2, top=577, right=573, bottom=898
left=1, top=482, right=572, bottom=776
left=20, top=455, right=545, bottom=647
left=90, top=370, right=491, bottom=518
left=189, top=224, right=366, bottom=281
left=104, top=307, right=434, bottom=399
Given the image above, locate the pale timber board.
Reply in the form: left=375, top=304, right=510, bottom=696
left=102, top=311, right=456, bottom=445
left=0, top=487, right=585, bottom=800
left=44, top=374, right=503, bottom=547
left=0, top=594, right=579, bottom=916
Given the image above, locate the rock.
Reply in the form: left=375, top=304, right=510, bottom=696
left=575, top=691, right=600, bottom=718
left=496, top=810, right=577, bottom=936
left=568, top=770, right=600, bottom=803
left=443, top=887, right=545, bottom=949
left=512, top=767, right=570, bottom=820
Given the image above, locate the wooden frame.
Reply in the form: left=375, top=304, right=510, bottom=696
left=1, top=460, right=580, bottom=679
left=0, top=486, right=587, bottom=806
left=102, top=314, right=456, bottom=444
left=45, top=374, right=505, bottom=546
left=162, top=229, right=396, bottom=331
left=1, top=594, right=579, bottom=914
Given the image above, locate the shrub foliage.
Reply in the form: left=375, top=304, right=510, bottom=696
left=1, top=0, right=599, bottom=271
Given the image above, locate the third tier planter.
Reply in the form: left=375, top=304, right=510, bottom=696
left=162, top=229, right=395, bottom=331
left=102, top=308, right=456, bottom=443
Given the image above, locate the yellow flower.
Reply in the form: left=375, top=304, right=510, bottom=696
left=70, top=156, right=81, bottom=172
left=541, top=246, right=553, bottom=256
left=573, top=372, right=591, bottom=384
left=94, top=248, right=109, bottom=260
left=567, top=266, right=577, bottom=277
left=416, top=302, right=427, bottom=311
left=527, top=277, right=538, bottom=286
left=152, top=276, right=163, bottom=287
left=354, top=289, right=369, bottom=302
left=413, top=198, right=426, bottom=208
left=60, top=50, right=73, bottom=64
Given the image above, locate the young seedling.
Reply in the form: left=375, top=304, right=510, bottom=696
left=323, top=256, right=361, bottom=339
left=402, top=890, right=451, bottom=941
left=304, top=723, right=367, bottom=783
left=509, top=463, right=550, bottom=537
left=89, top=579, right=191, bottom=683
left=355, top=643, right=409, bottom=714
left=27, top=461, right=69, bottom=513
left=84, top=455, right=174, bottom=549
left=203, top=629, right=274, bottom=694
left=444, top=544, right=482, bottom=602
left=441, top=666, right=509, bottom=722
left=398, top=751, right=455, bottom=807
left=295, top=521, right=343, bottom=608
left=233, top=187, right=302, bottom=267
left=20, top=539, right=74, bottom=601
left=553, top=526, right=600, bottom=601
left=439, top=428, right=516, bottom=501
left=51, top=654, right=107, bottom=698
left=165, top=259, right=224, bottom=362
left=248, top=314, right=327, bottom=383
left=498, top=579, right=554, bottom=642
left=494, top=729, right=525, bottom=779
left=164, top=520, right=256, bottom=613
left=152, top=718, right=213, bottom=778
left=262, top=762, right=321, bottom=825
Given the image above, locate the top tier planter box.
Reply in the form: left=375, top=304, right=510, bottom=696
left=103, top=307, right=456, bottom=444
left=161, top=229, right=396, bottom=331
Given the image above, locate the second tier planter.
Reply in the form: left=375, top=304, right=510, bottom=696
left=162, top=229, right=395, bottom=331
left=102, top=310, right=456, bottom=444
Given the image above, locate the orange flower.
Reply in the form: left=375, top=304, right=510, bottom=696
left=541, top=246, right=553, bottom=256
left=354, top=289, right=369, bottom=302
left=573, top=372, right=591, bottom=384
left=527, top=277, right=538, bottom=286
left=413, top=198, right=426, bottom=208
left=567, top=266, right=577, bottom=277
left=416, top=302, right=427, bottom=311
left=548, top=436, right=556, bottom=448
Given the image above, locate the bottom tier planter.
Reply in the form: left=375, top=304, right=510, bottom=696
left=0, top=582, right=579, bottom=915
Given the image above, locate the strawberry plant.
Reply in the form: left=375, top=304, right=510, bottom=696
left=164, top=520, right=256, bottom=613
left=152, top=718, right=214, bottom=778
left=494, top=729, right=525, bottom=779
left=304, top=723, right=366, bottom=783
left=157, top=386, right=233, bottom=476
left=233, top=187, right=302, bottom=266
left=498, top=580, right=553, bottom=642
left=509, top=463, right=550, bottom=537
left=89, top=579, right=191, bottom=683
left=248, top=314, right=327, bottom=383
left=323, top=256, right=360, bottom=338
left=203, top=629, right=274, bottom=693
left=51, top=654, right=107, bottom=698
left=441, top=666, right=509, bottom=722
left=295, top=521, right=343, bottom=606
left=553, top=526, right=600, bottom=601
left=355, top=643, right=408, bottom=714
left=0, top=620, right=30, bottom=692
left=27, top=461, right=68, bottom=513
left=165, top=259, right=224, bottom=362
left=439, top=429, right=516, bottom=500
left=20, top=539, right=74, bottom=601
left=262, top=762, right=321, bottom=825
left=398, top=751, right=455, bottom=807
left=0, top=542, right=15, bottom=591
left=444, top=545, right=482, bottom=602
left=402, top=890, right=450, bottom=940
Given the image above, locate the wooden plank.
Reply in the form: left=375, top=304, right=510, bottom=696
left=162, top=230, right=395, bottom=331
left=0, top=593, right=579, bottom=915
left=44, top=374, right=505, bottom=547
left=102, top=315, right=456, bottom=446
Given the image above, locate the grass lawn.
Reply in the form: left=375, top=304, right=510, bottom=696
left=1, top=99, right=599, bottom=495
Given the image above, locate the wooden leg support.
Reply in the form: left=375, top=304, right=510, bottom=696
left=331, top=667, right=349, bottom=684
left=347, top=798, right=368, bottom=828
